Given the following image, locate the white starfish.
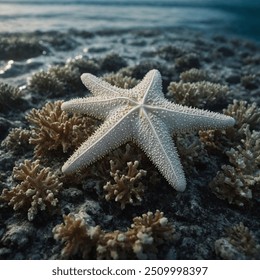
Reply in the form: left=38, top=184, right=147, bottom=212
left=61, top=69, right=235, bottom=191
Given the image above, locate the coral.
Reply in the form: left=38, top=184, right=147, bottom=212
left=209, top=165, right=253, bottom=207
left=28, top=65, right=83, bottom=96
left=130, top=210, right=174, bottom=259
left=26, top=100, right=97, bottom=157
left=175, top=133, right=206, bottom=173
left=84, top=143, right=144, bottom=181
left=209, top=127, right=260, bottom=206
left=157, top=45, right=184, bottom=61
left=215, top=223, right=260, bottom=259
left=199, top=125, right=242, bottom=152
left=200, top=101, right=260, bottom=151
left=53, top=210, right=174, bottom=260
left=0, top=35, right=47, bottom=60
left=96, top=230, right=131, bottom=260
left=53, top=213, right=102, bottom=259
left=119, top=61, right=169, bottom=80
left=104, top=160, right=147, bottom=209
left=1, top=221, right=35, bottom=250
left=202, top=100, right=260, bottom=206
left=103, top=72, right=138, bottom=89
left=226, top=128, right=260, bottom=173
left=223, top=99, right=260, bottom=130
left=0, top=83, right=23, bottom=112
left=108, top=143, right=144, bottom=170
left=100, top=53, right=127, bottom=72
left=1, top=128, right=31, bottom=153
left=167, top=81, right=228, bottom=108
left=66, top=56, right=100, bottom=75
left=0, top=159, right=62, bottom=221
left=175, top=53, right=200, bottom=72
left=180, top=68, right=213, bottom=83
left=241, top=74, right=258, bottom=90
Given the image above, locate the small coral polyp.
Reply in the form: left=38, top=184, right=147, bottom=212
left=0, top=159, right=62, bottom=221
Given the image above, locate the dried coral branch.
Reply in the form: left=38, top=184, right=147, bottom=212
left=223, top=99, right=260, bottom=130
left=226, top=127, right=260, bottom=173
left=99, top=210, right=174, bottom=260
left=132, top=210, right=174, bottom=244
left=104, top=160, right=147, bottom=209
left=53, top=213, right=102, bottom=259
left=96, top=230, right=131, bottom=260
left=128, top=211, right=174, bottom=259
left=0, top=159, right=62, bottom=221
left=200, top=101, right=260, bottom=152
left=209, top=127, right=260, bottom=206
left=167, top=81, right=228, bottom=108
left=26, top=100, right=97, bottom=157
left=209, top=165, right=253, bottom=207
left=53, top=210, right=174, bottom=260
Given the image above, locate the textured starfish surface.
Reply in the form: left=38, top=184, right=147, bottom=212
left=61, top=69, right=235, bottom=191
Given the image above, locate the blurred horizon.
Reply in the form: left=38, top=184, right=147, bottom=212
left=0, top=0, right=259, bottom=41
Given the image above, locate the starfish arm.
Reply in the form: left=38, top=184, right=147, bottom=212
left=61, top=95, right=131, bottom=119
left=152, top=101, right=235, bottom=133
left=134, top=114, right=186, bottom=191
left=81, top=73, right=130, bottom=97
left=62, top=108, right=134, bottom=174
left=132, top=69, right=164, bottom=101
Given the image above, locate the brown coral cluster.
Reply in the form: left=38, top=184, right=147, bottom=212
left=167, top=80, right=228, bottom=108
left=26, top=100, right=97, bottom=157
left=103, top=72, right=139, bottom=89
left=28, top=65, right=82, bottom=96
left=200, top=100, right=260, bottom=206
left=200, top=100, right=260, bottom=150
left=175, top=133, right=206, bottom=173
left=209, top=126, right=260, bottom=206
left=179, top=68, right=215, bottom=83
left=0, top=82, right=23, bottom=112
left=53, top=213, right=102, bottom=259
left=215, top=223, right=260, bottom=259
left=53, top=210, right=175, bottom=260
left=0, top=159, right=62, bottom=221
left=104, top=160, right=147, bottom=209
left=1, top=127, right=31, bottom=153
left=223, top=99, right=260, bottom=130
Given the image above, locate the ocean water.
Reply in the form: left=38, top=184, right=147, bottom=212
left=0, top=0, right=259, bottom=41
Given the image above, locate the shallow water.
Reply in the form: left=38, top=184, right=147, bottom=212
left=0, top=0, right=259, bottom=41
